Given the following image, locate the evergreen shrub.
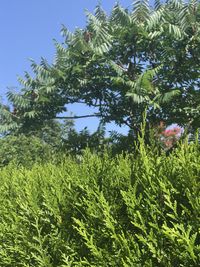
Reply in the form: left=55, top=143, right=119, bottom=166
left=0, top=139, right=199, bottom=266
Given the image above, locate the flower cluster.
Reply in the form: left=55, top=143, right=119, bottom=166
left=157, top=122, right=182, bottom=149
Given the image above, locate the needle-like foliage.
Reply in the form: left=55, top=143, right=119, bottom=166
left=0, top=133, right=200, bottom=266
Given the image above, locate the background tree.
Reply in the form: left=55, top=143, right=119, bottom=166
left=0, top=0, right=200, bottom=139
left=0, top=134, right=52, bottom=167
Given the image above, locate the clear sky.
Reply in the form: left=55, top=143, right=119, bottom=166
left=0, top=0, right=133, bottom=133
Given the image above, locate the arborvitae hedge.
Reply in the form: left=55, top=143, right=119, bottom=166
left=0, top=138, right=200, bottom=266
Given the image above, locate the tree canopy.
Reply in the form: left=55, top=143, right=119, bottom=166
left=1, top=0, right=200, bottom=136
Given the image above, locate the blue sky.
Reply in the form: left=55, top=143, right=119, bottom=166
left=0, top=0, right=133, bottom=133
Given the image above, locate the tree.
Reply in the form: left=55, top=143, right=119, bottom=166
left=0, top=134, right=52, bottom=167
left=0, top=0, right=200, bottom=137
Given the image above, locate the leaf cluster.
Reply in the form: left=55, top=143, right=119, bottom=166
left=1, top=0, right=200, bottom=135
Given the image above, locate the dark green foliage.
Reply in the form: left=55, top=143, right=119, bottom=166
left=1, top=0, right=200, bottom=136
left=0, top=140, right=200, bottom=266
left=0, top=121, right=108, bottom=167
left=0, top=134, right=52, bottom=167
left=63, top=124, right=108, bottom=155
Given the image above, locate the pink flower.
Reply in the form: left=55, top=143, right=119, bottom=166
left=157, top=124, right=182, bottom=149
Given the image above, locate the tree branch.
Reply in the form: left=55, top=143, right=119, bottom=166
left=55, top=113, right=101, bottom=120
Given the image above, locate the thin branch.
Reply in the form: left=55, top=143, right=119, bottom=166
left=65, top=98, right=107, bottom=107
left=55, top=113, right=101, bottom=120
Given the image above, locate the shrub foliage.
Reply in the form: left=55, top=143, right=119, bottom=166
left=0, top=134, right=53, bottom=167
left=0, top=140, right=200, bottom=266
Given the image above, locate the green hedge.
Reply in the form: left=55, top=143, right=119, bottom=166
left=0, top=140, right=200, bottom=266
